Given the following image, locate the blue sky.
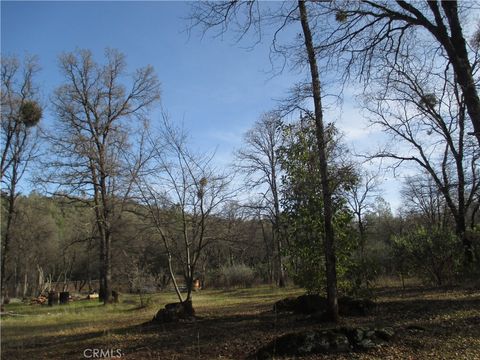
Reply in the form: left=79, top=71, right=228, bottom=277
left=1, top=1, right=402, bottom=211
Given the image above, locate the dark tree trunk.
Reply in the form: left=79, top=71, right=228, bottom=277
left=298, top=0, right=339, bottom=322
left=98, top=233, right=105, bottom=302
left=271, top=160, right=286, bottom=288
left=1, top=163, right=18, bottom=304
left=276, top=232, right=286, bottom=288
left=104, top=233, right=112, bottom=304
left=439, top=1, right=480, bottom=146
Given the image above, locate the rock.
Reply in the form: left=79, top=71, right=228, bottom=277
left=294, top=294, right=327, bottom=314
left=344, top=327, right=365, bottom=344
left=338, top=296, right=376, bottom=316
left=254, top=329, right=351, bottom=359
left=152, top=300, right=195, bottom=323
left=273, top=297, right=297, bottom=312
left=346, top=326, right=393, bottom=349
left=329, top=331, right=350, bottom=352
left=406, top=324, right=426, bottom=332
left=254, top=326, right=396, bottom=358
left=310, top=311, right=331, bottom=322
left=375, top=327, right=395, bottom=341
left=358, top=338, right=377, bottom=350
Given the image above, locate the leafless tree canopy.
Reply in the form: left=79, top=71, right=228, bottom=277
left=45, top=48, right=160, bottom=303
left=135, top=116, right=234, bottom=303
left=363, top=38, right=479, bottom=262
left=235, top=112, right=286, bottom=286
left=1, top=55, right=42, bottom=301
left=306, top=1, right=480, bottom=145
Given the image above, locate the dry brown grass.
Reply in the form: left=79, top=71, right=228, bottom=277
left=1, top=285, right=479, bottom=359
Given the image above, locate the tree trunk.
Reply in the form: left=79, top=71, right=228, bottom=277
left=1, top=165, right=18, bottom=304
left=168, top=253, right=183, bottom=303
left=260, top=219, right=274, bottom=284
left=22, top=270, right=28, bottom=298
left=274, top=227, right=286, bottom=287
left=98, top=234, right=105, bottom=302
left=428, top=1, right=480, bottom=146
left=103, top=232, right=112, bottom=304
left=13, top=261, right=18, bottom=298
left=298, top=0, right=339, bottom=322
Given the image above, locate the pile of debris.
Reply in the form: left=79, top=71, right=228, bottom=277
left=30, top=295, right=48, bottom=305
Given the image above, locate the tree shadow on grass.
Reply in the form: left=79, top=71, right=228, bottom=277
left=14, top=311, right=311, bottom=359
left=376, top=296, right=480, bottom=323
left=3, top=289, right=479, bottom=360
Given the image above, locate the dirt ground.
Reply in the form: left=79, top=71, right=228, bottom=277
left=1, top=285, right=479, bottom=359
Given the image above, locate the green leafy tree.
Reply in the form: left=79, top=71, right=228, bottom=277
left=279, top=116, right=355, bottom=294
left=392, top=226, right=462, bottom=286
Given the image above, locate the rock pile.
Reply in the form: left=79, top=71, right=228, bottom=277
left=152, top=300, right=195, bottom=323
left=273, top=294, right=375, bottom=317
left=254, top=326, right=395, bottom=359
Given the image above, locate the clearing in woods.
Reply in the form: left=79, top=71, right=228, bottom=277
left=1, top=285, right=479, bottom=359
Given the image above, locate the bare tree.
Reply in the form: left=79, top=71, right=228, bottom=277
left=46, top=49, right=160, bottom=303
left=364, top=47, right=479, bottom=263
left=236, top=112, right=286, bottom=287
left=401, top=173, right=451, bottom=229
left=310, top=0, right=480, bottom=146
left=1, top=55, right=42, bottom=302
left=190, top=0, right=340, bottom=321
left=136, top=117, right=233, bottom=309
left=343, top=168, right=381, bottom=259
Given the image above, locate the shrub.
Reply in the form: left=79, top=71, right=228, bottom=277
left=391, top=227, right=462, bottom=286
left=214, top=264, right=256, bottom=288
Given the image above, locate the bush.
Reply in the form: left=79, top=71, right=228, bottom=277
left=392, top=226, right=462, bottom=286
left=210, top=264, right=256, bottom=288
left=344, top=257, right=380, bottom=297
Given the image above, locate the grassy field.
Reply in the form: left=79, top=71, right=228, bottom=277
left=1, top=285, right=479, bottom=359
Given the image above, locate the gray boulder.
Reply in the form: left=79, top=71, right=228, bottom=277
left=253, top=326, right=395, bottom=359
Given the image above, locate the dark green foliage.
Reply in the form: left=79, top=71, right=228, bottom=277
left=278, top=118, right=355, bottom=294
left=335, top=11, right=348, bottom=23
left=344, top=257, right=380, bottom=297
left=19, top=100, right=42, bottom=127
left=419, top=93, right=437, bottom=109
left=392, top=226, right=462, bottom=286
